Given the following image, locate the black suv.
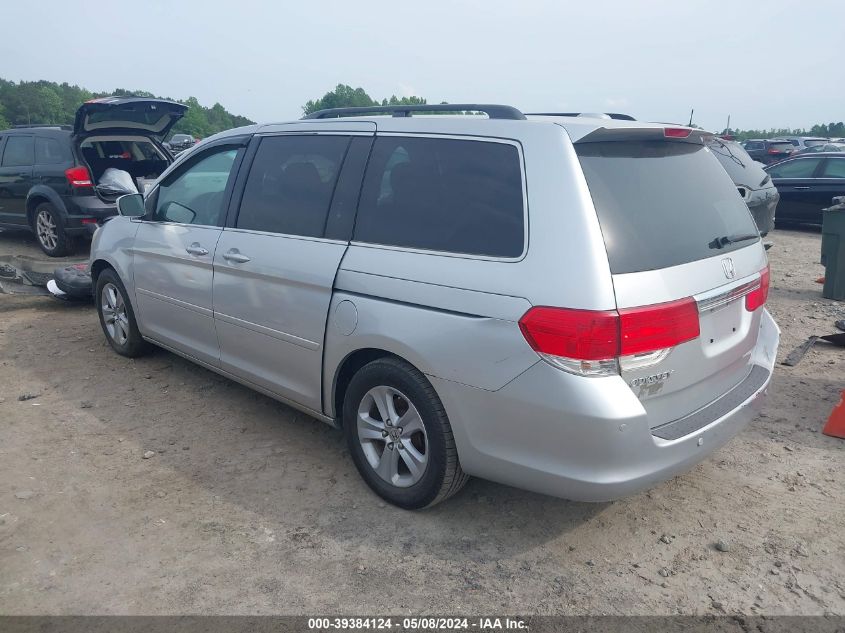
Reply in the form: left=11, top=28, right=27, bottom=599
left=741, top=139, right=794, bottom=165
left=0, top=97, right=186, bottom=256
left=168, top=133, right=196, bottom=153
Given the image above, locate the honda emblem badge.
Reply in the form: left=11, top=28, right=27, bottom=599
left=721, top=257, right=735, bottom=279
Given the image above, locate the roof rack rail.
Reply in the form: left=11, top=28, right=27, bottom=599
left=302, top=104, right=526, bottom=121
left=12, top=124, right=73, bottom=130
left=527, top=112, right=637, bottom=121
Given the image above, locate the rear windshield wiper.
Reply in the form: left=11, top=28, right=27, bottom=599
left=709, top=233, right=759, bottom=249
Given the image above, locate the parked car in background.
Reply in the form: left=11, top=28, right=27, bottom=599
left=168, top=133, right=196, bottom=153
left=765, top=153, right=845, bottom=225
left=707, top=137, right=779, bottom=235
left=790, top=142, right=845, bottom=156
left=89, top=104, right=778, bottom=508
left=772, top=136, right=829, bottom=151
left=742, top=139, right=795, bottom=165
left=0, top=97, right=185, bottom=255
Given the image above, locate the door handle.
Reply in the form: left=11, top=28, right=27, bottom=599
left=185, top=243, right=209, bottom=256
left=223, top=249, right=251, bottom=263
left=793, top=186, right=810, bottom=190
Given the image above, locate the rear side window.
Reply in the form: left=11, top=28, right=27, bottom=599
left=820, top=158, right=845, bottom=179
left=35, top=137, right=71, bottom=164
left=767, top=158, right=821, bottom=178
left=236, top=135, right=349, bottom=237
left=355, top=136, right=524, bottom=257
left=744, top=141, right=763, bottom=150
left=2, top=136, right=34, bottom=166
left=576, top=141, right=759, bottom=274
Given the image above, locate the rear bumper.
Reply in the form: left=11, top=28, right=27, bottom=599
left=432, top=309, right=780, bottom=502
left=63, top=195, right=117, bottom=236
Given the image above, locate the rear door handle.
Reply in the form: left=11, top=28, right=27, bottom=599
left=223, top=249, right=251, bottom=263
left=185, top=243, right=209, bottom=256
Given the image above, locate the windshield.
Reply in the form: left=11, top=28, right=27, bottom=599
left=576, top=141, right=759, bottom=274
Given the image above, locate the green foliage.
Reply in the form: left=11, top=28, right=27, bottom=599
left=0, top=78, right=254, bottom=139
left=303, top=84, right=430, bottom=115
left=728, top=122, right=845, bottom=141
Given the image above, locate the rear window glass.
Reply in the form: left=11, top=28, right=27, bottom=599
left=355, top=137, right=524, bottom=257
left=706, top=138, right=757, bottom=183
left=769, top=141, right=794, bottom=152
left=803, top=139, right=827, bottom=147
left=576, top=141, right=759, bottom=274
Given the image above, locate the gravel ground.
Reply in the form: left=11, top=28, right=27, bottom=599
left=0, top=227, right=843, bottom=616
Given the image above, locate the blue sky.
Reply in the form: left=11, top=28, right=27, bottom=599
left=1, top=0, right=842, bottom=132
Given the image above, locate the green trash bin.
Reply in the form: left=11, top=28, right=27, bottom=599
left=821, top=196, right=845, bottom=300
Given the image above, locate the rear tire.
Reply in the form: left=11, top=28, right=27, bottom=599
left=33, top=203, right=74, bottom=257
left=343, top=357, right=469, bottom=509
left=95, top=268, right=150, bottom=358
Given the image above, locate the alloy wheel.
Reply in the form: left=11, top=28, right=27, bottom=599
left=36, top=209, right=58, bottom=251
left=101, top=283, right=129, bottom=346
left=356, top=385, right=429, bottom=488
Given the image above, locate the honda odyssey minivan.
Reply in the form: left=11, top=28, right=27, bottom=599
left=89, top=104, right=779, bottom=508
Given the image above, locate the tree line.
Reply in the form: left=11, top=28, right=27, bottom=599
left=3, top=79, right=842, bottom=141
left=303, top=84, right=455, bottom=115
left=0, top=79, right=254, bottom=138
left=726, top=122, right=845, bottom=141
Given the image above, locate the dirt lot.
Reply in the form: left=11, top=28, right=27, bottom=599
left=0, top=227, right=843, bottom=616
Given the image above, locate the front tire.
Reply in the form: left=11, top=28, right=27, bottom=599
left=343, top=357, right=469, bottom=509
left=95, top=268, right=150, bottom=358
left=33, top=203, right=74, bottom=257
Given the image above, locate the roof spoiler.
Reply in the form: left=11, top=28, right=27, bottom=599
left=575, top=126, right=712, bottom=144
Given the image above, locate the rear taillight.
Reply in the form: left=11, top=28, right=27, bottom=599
left=745, top=267, right=770, bottom=311
left=618, top=298, right=700, bottom=356
left=519, top=298, right=700, bottom=377
left=664, top=127, right=692, bottom=138
left=65, top=166, right=92, bottom=188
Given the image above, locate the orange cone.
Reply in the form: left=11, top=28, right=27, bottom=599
left=822, top=390, right=845, bottom=439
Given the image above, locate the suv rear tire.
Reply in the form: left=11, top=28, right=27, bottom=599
left=343, top=357, right=469, bottom=509
left=33, top=202, right=74, bottom=257
left=95, top=268, right=150, bottom=358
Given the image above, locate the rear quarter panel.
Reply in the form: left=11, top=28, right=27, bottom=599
left=322, top=122, right=615, bottom=416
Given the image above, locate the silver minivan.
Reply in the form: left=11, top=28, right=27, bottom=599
left=90, top=104, right=779, bottom=509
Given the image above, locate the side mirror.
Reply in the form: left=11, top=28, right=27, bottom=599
left=116, top=193, right=145, bottom=218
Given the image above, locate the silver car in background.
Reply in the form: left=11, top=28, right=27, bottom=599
left=89, top=104, right=779, bottom=509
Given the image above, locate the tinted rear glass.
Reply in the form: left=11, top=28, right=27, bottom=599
left=355, top=137, right=524, bottom=257
left=769, top=141, right=794, bottom=152
left=706, top=138, right=759, bottom=184
left=576, top=141, right=759, bottom=274
left=803, top=139, right=827, bottom=147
